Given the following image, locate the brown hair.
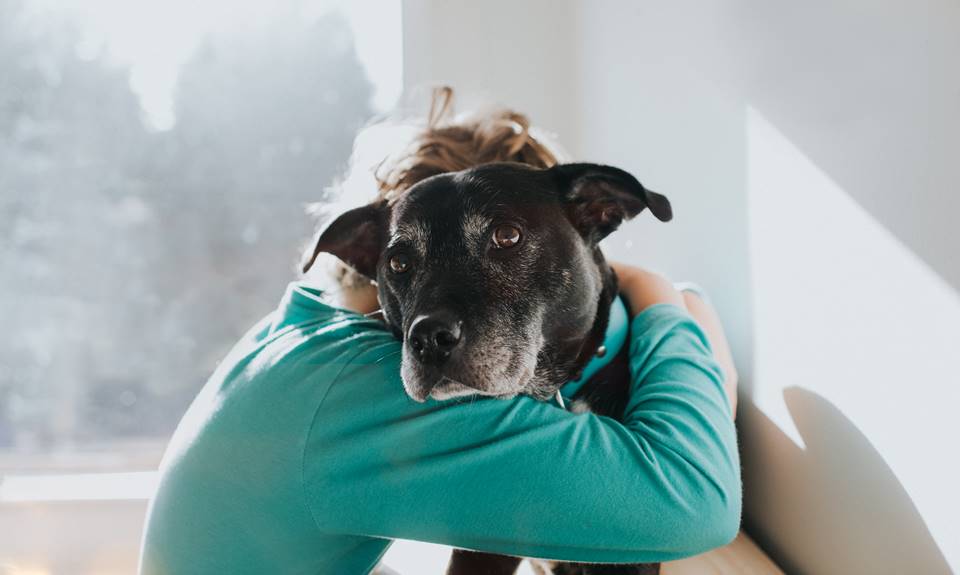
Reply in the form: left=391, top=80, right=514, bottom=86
left=333, top=86, right=560, bottom=288
left=376, top=86, right=559, bottom=201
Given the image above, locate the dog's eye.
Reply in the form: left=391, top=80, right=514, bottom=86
left=491, top=225, right=522, bottom=249
left=388, top=253, right=411, bottom=274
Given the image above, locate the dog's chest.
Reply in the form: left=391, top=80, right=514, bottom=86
left=566, top=340, right=632, bottom=418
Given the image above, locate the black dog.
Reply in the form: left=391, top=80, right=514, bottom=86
left=303, top=162, right=672, bottom=575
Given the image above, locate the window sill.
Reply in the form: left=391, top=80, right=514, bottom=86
left=0, top=471, right=158, bottom=503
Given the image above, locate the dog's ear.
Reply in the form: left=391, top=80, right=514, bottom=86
left=552, top=163, right=672, bottom=242
left=301, top=201, right=387, bottom=278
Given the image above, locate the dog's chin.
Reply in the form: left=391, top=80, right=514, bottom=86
left=404, top=377, right=525, bottom=403
left=402, top=370, right=533, bottom=403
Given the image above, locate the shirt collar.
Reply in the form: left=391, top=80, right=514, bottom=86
left=271, top=281, right=352, bottom=331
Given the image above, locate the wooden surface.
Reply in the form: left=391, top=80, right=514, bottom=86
left=378, top=530, right=784, bottom=574
left=662, top=531, right=784, bottom=575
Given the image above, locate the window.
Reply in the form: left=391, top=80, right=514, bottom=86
left=0, top=0, right=402, bottom=473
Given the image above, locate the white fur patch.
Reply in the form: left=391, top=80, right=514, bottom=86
left=461, top=212, right=490, bottom=249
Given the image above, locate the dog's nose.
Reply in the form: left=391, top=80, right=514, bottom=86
left=407, top=312, right=462, bottom=365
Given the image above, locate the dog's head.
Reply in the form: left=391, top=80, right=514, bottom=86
left=303, top=162, right=671, bottom=402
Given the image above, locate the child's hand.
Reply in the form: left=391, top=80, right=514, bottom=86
left=610, top=261, right=738, bottom=416
left=607, top=261, right=685, bottom=316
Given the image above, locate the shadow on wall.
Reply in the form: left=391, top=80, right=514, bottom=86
left=744, top=103, right=960, bottom=572
left=740, top=389, right=951, bottom=575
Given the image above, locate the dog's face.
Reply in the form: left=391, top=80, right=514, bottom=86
left=303, top=163, right=671, bottom=402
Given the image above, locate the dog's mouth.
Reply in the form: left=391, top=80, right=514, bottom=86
left=401, top=358, right=537, bottom=403
left=428, top=378, right=472, bottom=400
left=427, top=377, right=500, bottom=401
left=398, top=308, right=548, bottom=403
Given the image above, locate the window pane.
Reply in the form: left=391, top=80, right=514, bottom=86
left=0, top=0, right=400, bottom=469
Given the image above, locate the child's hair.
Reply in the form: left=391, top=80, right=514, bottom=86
left=374, top=86, right=559, bottom=202
left=329, top=86, right=562, bottom=289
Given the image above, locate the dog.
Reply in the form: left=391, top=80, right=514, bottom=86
left=302, top=162, right=672, bottom=575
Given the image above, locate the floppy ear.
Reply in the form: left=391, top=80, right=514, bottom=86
left=551, top=163, right=672, bottom=242
left=301, top=201, right=387, bottom=278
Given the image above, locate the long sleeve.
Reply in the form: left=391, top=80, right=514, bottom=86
left=302, top=303, right=741, bottom=565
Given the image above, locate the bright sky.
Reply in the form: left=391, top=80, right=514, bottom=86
left=27, top=0, right=402, bottom=130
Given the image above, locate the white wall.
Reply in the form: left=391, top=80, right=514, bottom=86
left=402, top=0, right=581, bottom=155
left=745, top=108, right=959, bottom=574
left=572, top=2, right=754, bottom=388
left=402, top=0, right=754, bottom=379
left=575, top=3, right=960, bottom=573
left=404, top=1, right=960, bottom=573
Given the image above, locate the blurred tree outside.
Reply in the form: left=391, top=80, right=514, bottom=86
left=0, top=0, right=373, bottom=455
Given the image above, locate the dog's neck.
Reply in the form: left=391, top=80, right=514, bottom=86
left=569, top=267, right=619, bottom=381
left=556, top=249, right=622, bottom=381
left=527, top=254, right=623, bottom=401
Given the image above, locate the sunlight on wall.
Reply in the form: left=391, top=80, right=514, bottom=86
left=747, top=107, right=960, bottom=569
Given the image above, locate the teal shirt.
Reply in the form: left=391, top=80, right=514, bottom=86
left=139, top=282, right=740, bottom=574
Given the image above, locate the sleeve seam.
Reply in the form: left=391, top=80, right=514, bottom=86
left=299, top=342, right=379, bottom=535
